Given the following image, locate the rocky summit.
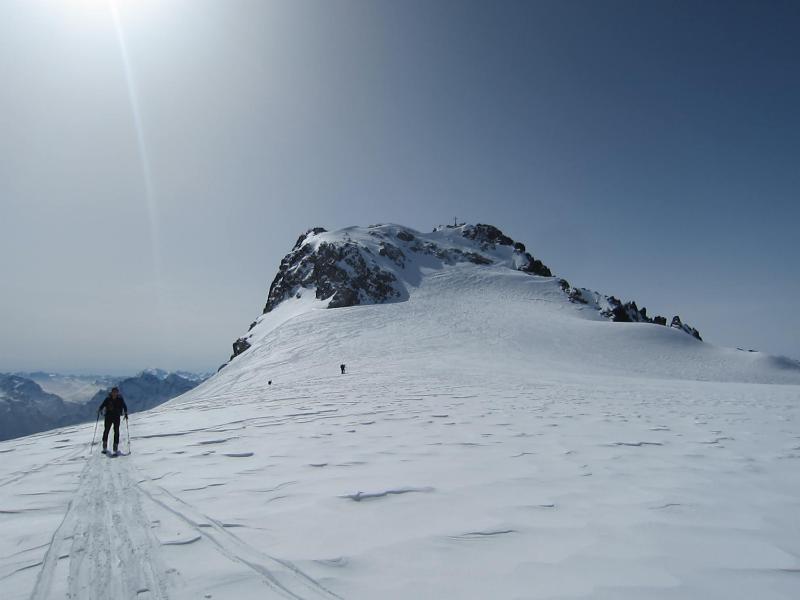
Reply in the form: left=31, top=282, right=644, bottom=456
left=229, top=223, right=700, bottom=362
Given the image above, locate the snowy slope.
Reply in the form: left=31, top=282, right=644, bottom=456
left=1, top=224, right=799, bottom=599
left=228, top=223, right=705, bottom=365
left=229, top=224, right=795, bottom=385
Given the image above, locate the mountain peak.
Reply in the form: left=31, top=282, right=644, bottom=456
left=263, top=223, right=552, bottom=315
left=226, top=223, right=702, bottom=365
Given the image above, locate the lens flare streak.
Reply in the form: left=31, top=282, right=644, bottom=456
left=108, top=0, right=161, bottom=282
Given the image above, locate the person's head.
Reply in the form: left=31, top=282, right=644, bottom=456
left=111, top=387, right=119, bottom=398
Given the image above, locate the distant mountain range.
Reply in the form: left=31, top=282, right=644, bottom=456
left=0, top=370, right=209, bottom=441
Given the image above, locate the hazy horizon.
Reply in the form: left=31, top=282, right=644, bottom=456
left=2, top=0, right=799, bottom=373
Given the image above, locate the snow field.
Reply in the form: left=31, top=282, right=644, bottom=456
left=2, top=368, right=799, bottom=599
left=1, top=251, right=799, bottom=598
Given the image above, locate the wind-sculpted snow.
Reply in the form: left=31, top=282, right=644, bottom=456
left=2, top=364, right=799, bottom=599
left=342, top=486, right=435, bottom=502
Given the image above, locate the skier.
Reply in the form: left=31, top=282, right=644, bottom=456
left=97, top=387, right=128, bottom=456
left=340, top=363, right=346, bottom=374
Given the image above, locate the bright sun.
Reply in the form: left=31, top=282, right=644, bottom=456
left=61, top=0, right=163, bottom=21
left=47, top=0, right=167, bottom=34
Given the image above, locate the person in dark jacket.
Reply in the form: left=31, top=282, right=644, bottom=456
left=98, top=387, right=128, bottom=455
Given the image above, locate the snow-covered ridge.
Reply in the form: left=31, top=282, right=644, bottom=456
left=229, top=223, right=700, bottom=362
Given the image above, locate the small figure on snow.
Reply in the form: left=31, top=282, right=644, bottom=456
left=340, top=363, right=346, bottom=375
left=98, top=387, right=128, bottom=455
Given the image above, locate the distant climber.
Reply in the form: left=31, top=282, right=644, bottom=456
left=97, top=387, right=128, bottom=455
left=340, top=364, right=346, bottom=374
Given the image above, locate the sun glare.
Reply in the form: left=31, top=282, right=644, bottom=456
left=105, top=0, right=164, bottom=290
left=57, top=0, right=165, bottom=24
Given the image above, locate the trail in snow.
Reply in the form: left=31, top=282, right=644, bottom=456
left=30, top=454, right=169, bottom=600
left=14, top=446, right=343, bottom=600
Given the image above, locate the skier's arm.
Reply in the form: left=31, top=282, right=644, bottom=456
left=122, top=397, right=129, bottom=419
left=97, top=398, right=107, bottom=415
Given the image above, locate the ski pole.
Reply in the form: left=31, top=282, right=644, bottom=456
left=90, top=412, right=100, bottom=455
left=126, top=417, right=132, bottom=455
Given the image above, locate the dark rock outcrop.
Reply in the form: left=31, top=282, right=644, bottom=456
left=378, top=242, right=406, bottom=267
left=231, top=337, right=251, bottom=360
left=591, top=297, right=701, bottom=339
left=670, top=316, right=702, bottom=341
left=604, top=297, right=649, bottom=323
left=462, top=224, right=514, bottom=247
left=519, top=255, right=552, bottom=277
left=460, top=223, right=551, bottom=275
left=562, top=283, right=699, bottom=338
left=262, top=230, right=402, bottom=315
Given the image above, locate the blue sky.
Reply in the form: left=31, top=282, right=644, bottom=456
left=1, top=0, right=798, bottom=372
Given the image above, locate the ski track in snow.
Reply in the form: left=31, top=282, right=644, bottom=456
left=28, top=455, right=169, bottom=600
left=5, top=441, right=343, bottom=600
